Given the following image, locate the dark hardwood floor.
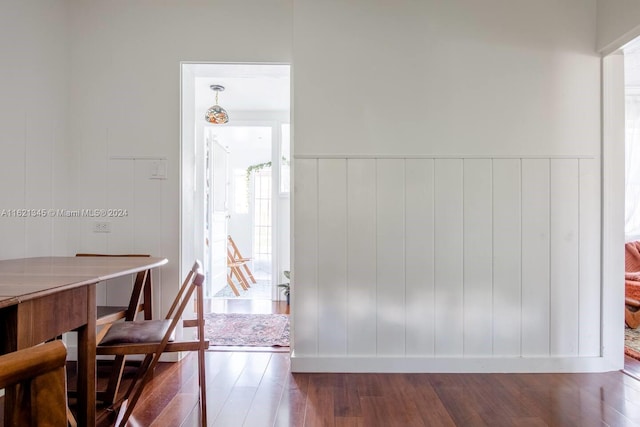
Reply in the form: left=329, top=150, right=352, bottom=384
left=623, top=354, right=640, bottom=379
left=111, top=347, right=640, bottom=427
left=95, top=299, right=640, bottom=426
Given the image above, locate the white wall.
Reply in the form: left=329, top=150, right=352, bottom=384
left=67, top=0, right=292, bottom=313
left=597, top=0, right=640, bottom=53
left=291, top=0, right=608, bottom=372
left=0, top=0, right=72, bottom=259
left=3, top=0, right=631, bottom=374
left=295, top=1, right=599, bottom=157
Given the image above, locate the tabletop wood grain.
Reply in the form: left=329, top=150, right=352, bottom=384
left=0, top=256, right=167, bottom=308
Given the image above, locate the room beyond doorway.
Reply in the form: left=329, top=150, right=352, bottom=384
left=180, top=62, right=291, bottom=306
left=207, top=125, right=277, bottom=299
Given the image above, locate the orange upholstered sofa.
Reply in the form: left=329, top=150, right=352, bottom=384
left=625, top=241, right=640, bottom=328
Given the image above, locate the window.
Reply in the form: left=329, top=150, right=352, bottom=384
left=253, top=167, right=272, bottom=276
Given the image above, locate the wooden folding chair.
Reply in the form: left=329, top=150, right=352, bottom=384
left=227, top=235, right=257, bottom=284
left=96, top=261, right=209, bottom=427
left=226, top=251, right=248, bottom=296
left=73, top=253, right=152, bottom=405
left=0, top=341, right=69, bottom=426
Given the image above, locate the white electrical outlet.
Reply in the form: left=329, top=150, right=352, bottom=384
left=93, top=222, right=111, bottom=233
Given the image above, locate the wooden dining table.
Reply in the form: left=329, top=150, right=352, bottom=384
left=0, top=255, right=168, bottom=426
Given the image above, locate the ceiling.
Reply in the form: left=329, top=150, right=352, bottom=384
left=208, top=126, right=272, bottom=154
left=190, top=63, right=290, bottom=114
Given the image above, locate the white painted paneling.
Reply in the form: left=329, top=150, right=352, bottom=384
left=292, top=154, right=604, bottom=371
left=80, top=158, right=165, bottom=311
left=0, top=133, right=27, bottom=254
left=492, top=159, right=522, bottom=356
left=292, top=0, right=602, bottom=372
left=0, top=139, right=27, bottom=259
left=462, top=159, right=493, bottom=356
left=133, top=160, right=164, bottom=310
left=293, top=159, right=319, bottom=355
left=579, top=159, right=601, bottom=357
left=376, top=159, right=406, bottom=355
left=346, top=159, right=377, bottom=355
left=107, top=160, right=136, bottom=253
left=550, top=159, right=580, bottom=356
left=317, top=159, right=348, bottom=355
left=0, top=0, right=71, bottom=260
left=0, top=0, right=608, bottom=374
left=24, top=123, right=53, bottom=256
left=405, top=159, right=435, bottom=356
left=77, top=152, right=109, bottom=254
left=521, top=159, right=551, bottom=357
left=103, top=159, right=136, bottom=308
left=434, top=159, right=464, bottom=356
left=133, top=160, right=164, bottom=255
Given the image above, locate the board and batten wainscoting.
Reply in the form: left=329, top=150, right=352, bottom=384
left=292, top=155, right=603, bottom=373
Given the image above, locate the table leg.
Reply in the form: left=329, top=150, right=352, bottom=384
left=144, top=269, right=153, bottom=320
left=77, top=284, right=97, bottom=427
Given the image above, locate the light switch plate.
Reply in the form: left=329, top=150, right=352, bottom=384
left=150, top=160, right=168, bottom=179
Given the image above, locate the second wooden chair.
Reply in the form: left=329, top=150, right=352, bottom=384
left=0, top=341, right=69, bottom=426
left=96, top=260, right=209, bottom=427
left=73, top=253, right=152, bottom=405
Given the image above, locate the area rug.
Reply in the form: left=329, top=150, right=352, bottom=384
left=204, top=313, right=290, bottom=347
left=625, top=327, right=640, bottom=360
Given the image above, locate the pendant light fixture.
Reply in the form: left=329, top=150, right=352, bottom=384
left=205, top=84, right=229, bottom=124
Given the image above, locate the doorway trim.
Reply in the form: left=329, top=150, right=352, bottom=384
left=179, top=61, right=292, bottom=307
left=602, top=52, right=626, bottom=369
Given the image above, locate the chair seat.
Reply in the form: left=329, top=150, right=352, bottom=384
left=99, top=319, right=174, bottom=345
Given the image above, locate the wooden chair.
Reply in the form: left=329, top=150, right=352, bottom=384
left=73, top=253, right=152, bottom=405
left=0, top=340, right=69, bottom=426
left=75, top=253, right=153, bottom=327
left=227, top=235, right=257, bottom=284
left=226, top=251, right=249, bottom=296
left=96, top=261, right=209, bottom=427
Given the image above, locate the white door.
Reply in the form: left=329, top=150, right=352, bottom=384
left=205, top=135, right=230, bottom=297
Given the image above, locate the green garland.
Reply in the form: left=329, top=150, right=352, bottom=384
left=246, top=161, right=272, bottom=183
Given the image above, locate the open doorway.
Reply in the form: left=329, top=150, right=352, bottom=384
left=623, top=42, right=640, bottom=371
left=205, top=124, right=282, bottom=299
left=180, top=63, right=291, bottom=315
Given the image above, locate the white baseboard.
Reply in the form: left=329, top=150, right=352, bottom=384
left=290, top=352, right=621, bottom=373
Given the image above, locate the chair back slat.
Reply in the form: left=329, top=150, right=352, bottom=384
left=165, top=261, right=201, bottom=320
